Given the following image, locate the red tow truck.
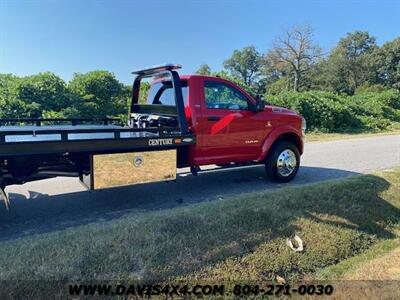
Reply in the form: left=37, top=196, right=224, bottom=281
left=0, top=64, right=305, bottom=209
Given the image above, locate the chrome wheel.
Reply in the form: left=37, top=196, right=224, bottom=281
left=276, top=149, right=297, bottom=177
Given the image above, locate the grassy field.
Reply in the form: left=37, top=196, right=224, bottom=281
left=0, top=168, right=399, bottom=297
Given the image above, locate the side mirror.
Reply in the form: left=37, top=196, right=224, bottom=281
left=251, top=95, right=265, bottom=112
left=250, top=95, right=266, bottom=112
left=257, top=99, right=266, bottom=112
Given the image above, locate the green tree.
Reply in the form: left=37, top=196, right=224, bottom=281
left=223, top=46, right=262, bottom=86
left=68, top=71, right=129, bottom=118
left=300, top=60, right=331, bottom=92
left=15, top=72, right=69, bottom=115
left=325, top=31, right=377, bottom=94
left=0, top=74, right=18, bottom=103
left=196, top=64, right=212, bottom=75
left=371, top=37, right=400, bottom=90
left=265, top=77, right=291, bottom=95
left=0, top=74, right=36, bottom=118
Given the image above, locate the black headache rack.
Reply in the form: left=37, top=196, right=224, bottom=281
left=0, top=64, right=195, bottom=157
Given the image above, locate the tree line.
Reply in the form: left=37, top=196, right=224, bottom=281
left=198, top=26, right=399, bottom=96
left=0, top=26, right=399, bottom=132
left=0, top=71, right=129, bottom=120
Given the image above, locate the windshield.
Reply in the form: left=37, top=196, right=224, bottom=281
left=147, top=80, right=188, bottom=106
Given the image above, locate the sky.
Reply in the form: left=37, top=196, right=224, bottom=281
left=1, top=0, right=399, bottom=84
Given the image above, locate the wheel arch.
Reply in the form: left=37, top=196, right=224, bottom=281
left=258, top=128, right=303, bottom=162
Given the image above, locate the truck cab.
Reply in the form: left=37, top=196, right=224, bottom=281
left=138, top=70, right=305, bottom=182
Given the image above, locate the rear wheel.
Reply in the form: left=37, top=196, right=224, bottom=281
left=265, top=141, right=300, bottom=182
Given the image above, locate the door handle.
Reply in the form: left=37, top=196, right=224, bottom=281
left=207, top=116, right=221, bottom=121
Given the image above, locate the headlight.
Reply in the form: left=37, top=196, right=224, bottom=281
left=301, top=117, right=306, bottom=133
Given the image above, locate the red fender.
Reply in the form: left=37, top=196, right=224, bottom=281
left=257, top=125, right=304, bottom=161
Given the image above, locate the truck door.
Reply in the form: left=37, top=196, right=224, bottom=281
left=197, top=78, right=265, bottom=164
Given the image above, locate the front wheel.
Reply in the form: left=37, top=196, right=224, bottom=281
left=265, top=141, right=300, bottom=182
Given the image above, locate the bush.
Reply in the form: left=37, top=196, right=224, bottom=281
left=356, top=116, right=392, bottom=131
left=345, top=91, right=400, bottom=130
left=267, top=91, right=362, bottom=132
left=267, top=90, right=400, bottom=132
left=371, top=90, right=400, bottom=110
left=355, top=83, right=387, bottom=94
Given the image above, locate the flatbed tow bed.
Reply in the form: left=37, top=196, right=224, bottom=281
left=0, top=64, right=196, bottom=209
left=0, top=122, right=194, bottom=156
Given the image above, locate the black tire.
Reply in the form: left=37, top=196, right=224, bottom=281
left=265, top=141, right=300, bottom=182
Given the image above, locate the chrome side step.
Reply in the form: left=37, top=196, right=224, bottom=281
left=1, top=187, right=10, bottom=210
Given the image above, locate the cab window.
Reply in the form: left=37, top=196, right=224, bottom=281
left=204, top=81, right=249, bottom=110
left=147, top=80, right=188, bottom=106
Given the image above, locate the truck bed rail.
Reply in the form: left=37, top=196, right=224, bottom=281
left=0, top=117, right=121, bottom=126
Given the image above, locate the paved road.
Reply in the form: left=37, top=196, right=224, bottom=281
left=1, top=134, right=399, bottom=240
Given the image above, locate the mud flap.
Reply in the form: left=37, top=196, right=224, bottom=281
left=1, top=187, right=10, bottom=211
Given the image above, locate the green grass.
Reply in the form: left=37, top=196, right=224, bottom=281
left=305, top=127, right=400, bottom=142
left=0, top=169, right=399, bottom=297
